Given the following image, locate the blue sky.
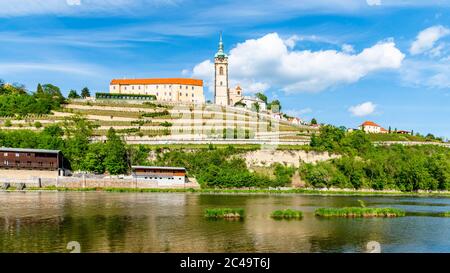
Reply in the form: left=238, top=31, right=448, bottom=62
left=0, top=0, right=449, bottom=138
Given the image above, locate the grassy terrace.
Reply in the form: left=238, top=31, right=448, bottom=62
left=204, top=208, right=244, bottom=219
left=315, top=207, right=406, bottom=217
left=368, top=133, right=442, bottom=143
left=271, top=209, right=303, bottom=219
left=69, top=100, right=173, bottom=109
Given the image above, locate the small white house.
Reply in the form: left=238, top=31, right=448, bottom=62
left=131, top=166, right=187, bottom=185
left=358, top=121, right=387, bottom=134
left=236, top=96, right=267, bottom=112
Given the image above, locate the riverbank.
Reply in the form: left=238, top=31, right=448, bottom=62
left=6, top=186, right=450, bottom=197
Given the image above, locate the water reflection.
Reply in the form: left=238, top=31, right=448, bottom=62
left=0, top=192, right=449, bottom=253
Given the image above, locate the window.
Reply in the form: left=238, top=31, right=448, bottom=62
left=219, top=66, right=224, bottom=75
left=15, top=153, right=19, bottom=157
left=192, top=93, right=194, bottom=97
left=132, top=86, right=134, bottom=90
left=3, top=160, right=8, bottom=165
left=27, top=153, right=31, bottom=156
left=3, top=153, right=7, bottom=156
left=15, top=160, right=20, bottom=165
left=185, top=85, right=188, bottom=89
left=156, top=85, right=159, bottom=89
left=192, top=86, right=194, bottom=90
left=220, top=81, right=223, bottom=86
left=186, top=93, right=188, bottom=97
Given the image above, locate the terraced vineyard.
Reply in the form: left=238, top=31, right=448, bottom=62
left=0, top=99, right=316, bottom=145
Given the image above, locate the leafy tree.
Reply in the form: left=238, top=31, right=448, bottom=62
left=311, top=118, right=318, bottom=125
left=255, top=92, right=268, bottom=104
left=68, top=90, right=80, bottom=99
left=81, top=143, right=107, bottom=174
left=252, top=102, right=260, bottom=113
left=128, top=144, right=151, bottom=166
left=268, top=99, right=281, bottom=112
left=36, top=83, right=44, bottom=95
left=62, top=115, right=95, bottom=170
left=104, top=128, right=128, bottom=175
left=81, top=87, right=90, bottom=98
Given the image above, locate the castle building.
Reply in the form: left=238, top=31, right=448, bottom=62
left=213, top=34, right=270, bottom=112
left=109, top=78, right=205, bottom=104
left=214, top=33, right=231, bottom=106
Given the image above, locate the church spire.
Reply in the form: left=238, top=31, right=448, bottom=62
left=215, top=32, right=227, bottom=58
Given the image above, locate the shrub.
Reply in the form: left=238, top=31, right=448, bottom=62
left=315, top=207, right=405, bottom=217
left=204, top=208, right=244, bottom=219
left=271, top=209, right=303, bottom=219
left=34, top=121, right=42, bottom=128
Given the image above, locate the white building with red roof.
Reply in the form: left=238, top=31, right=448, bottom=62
left=358, top=121, right=388, bottom=134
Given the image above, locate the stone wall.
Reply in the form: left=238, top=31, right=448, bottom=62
left=0, top=175, right=200, bottom=189
left=0, top=169, right=59, bottom=179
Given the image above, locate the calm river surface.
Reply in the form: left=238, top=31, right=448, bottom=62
left=1, top=191, right=449, bottom=253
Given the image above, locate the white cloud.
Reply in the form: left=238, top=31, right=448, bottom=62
left=341, top=44, right=355, bottom=53
left=366, top=0, right=381, bottom=6
left=348, top=101, right=376, bottom=117
left=401, top=59, right=450, bottom=89
left=409, top=25, right=450, bottom=55
left=191, top=32, right=404, bottom=94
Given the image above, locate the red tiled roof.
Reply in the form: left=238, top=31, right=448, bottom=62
left=111, top=78, right=203, bottom=86
left=360, top=121, right=381, bottom=127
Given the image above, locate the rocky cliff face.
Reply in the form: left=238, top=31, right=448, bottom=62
left=243, top=149, right=339, bottom=168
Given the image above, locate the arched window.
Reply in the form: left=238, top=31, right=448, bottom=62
left=219, top=66, right=224, bottom=75
left=220, top=81, right=223, bottom=86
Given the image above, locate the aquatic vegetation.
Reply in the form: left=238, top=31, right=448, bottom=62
left=271, top=209, right=303, bottom=219
left=315, top=207, right=405, bottom=217
left=204, top=208, right=244, bottom=219
left=443, top=212, right=450, bottom=217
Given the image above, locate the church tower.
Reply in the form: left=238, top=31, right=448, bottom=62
left=214, top=33, right=229, bottom=106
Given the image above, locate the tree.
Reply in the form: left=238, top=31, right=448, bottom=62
left=388, top=126, right=391, bottom=134
left=81, top=87, right=90, bottom=98
left=68, top=90, right=80, bottom=99
left=36, top=83, right=44, bottom=95
left=104, top=128, right=129, bottom=175
left=62, top=115, right=95, bottom=170
left=269, top=100, right=281, bottom=112
left=252, top=102, right=260, bottom=113
left=311, top=118, right=318, bottom=125
left=81, top=143, right=106, bottom=174
left=255, top=92, right=268, bottom=104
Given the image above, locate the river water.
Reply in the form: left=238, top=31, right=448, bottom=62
left=0, top=191, right=449, bottom=253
